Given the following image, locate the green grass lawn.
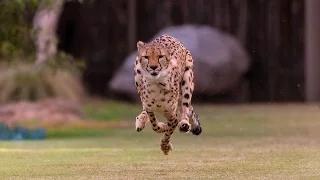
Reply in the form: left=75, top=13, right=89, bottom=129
left=1, top=101, right=320, bottom=179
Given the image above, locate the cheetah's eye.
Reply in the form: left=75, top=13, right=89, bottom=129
left=158, top=55, right=164, bottom=58
left=143, top=56, right=149, bottom=60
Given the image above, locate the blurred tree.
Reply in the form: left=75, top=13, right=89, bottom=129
left=0, top=0, right=86, bottom=104
left=0, top=0, right=80, bottom=64
left=0, top=0, right=39, bottom=59
left=33, top=0, right=64, bottom=65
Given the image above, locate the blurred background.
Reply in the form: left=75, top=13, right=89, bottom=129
left=2, top=1, right=320, bottom=178
left=0, top=0, right=319, bottom=139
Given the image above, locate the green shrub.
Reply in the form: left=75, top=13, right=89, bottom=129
left=0, top=0, right=40, bottom=59
left=0, top=60, right=85, bottom=104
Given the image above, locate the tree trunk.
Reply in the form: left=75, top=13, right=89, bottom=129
left=33, top=0, right=64, bottom=65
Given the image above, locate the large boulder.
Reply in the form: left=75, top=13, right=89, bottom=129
left=109, top=25, right=250, bottom=102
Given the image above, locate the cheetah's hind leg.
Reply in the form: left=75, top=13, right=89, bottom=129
left=135, top=111, right=149, bottom=132
left=189, top=105, right=202, bottom=135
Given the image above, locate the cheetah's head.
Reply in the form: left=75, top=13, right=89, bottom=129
left=136, top=41, right=170, bottom=77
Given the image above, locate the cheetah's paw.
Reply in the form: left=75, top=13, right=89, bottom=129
left=135, top=113, right=149, bottom=132
left=160, top=142, right=173, bottom=155
left=191, top=126, right=202, bottom=135
left=178, top=120, right=191, bottom=133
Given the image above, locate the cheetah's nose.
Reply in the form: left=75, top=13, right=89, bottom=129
left=149, top=65, right=158, bottom=70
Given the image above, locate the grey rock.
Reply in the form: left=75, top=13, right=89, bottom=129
left=109, top=25, right=250, bottom=101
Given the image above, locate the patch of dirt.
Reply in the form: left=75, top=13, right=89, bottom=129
left=0, top=98, right=87, bottom=126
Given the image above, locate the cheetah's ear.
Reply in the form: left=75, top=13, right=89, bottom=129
left=137, top=41, right=146, bottom=51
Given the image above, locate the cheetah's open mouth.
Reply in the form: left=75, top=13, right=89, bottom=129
left=151, top=72, right=158, bottom=76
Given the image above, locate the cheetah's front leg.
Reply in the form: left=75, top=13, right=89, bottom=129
left=135, top=109, right=168, bottom=133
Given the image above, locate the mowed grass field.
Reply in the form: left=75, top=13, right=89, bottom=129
left=1, top=101, right=320, bottom=179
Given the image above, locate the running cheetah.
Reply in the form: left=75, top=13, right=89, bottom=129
left=134, top=34, right=202, bottom=155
